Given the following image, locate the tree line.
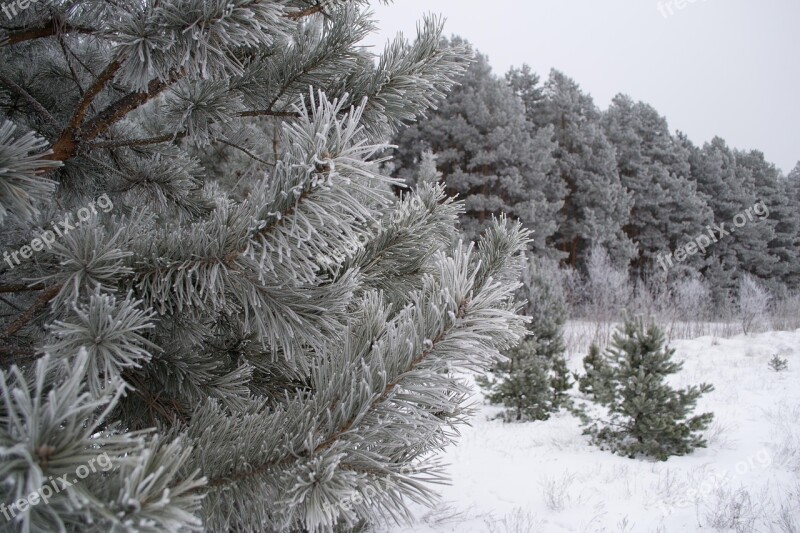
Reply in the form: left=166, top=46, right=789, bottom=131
left=390, top=38, right=800, bottom=307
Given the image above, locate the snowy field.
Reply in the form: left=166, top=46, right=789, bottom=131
left=387, top=328, right=800, bottom=533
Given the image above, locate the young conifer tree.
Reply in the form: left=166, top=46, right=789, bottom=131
left=478, top=256, right=571, bottom=421
left=577, top=344, right=612, bottom=402
left=0, top=2, right=530, bottom=531
left=584, top=320, right=714, bottom=461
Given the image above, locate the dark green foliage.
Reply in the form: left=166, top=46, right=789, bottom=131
left=395, top=44, right=800, bottom=295
left=768, top=354, right=789, bottom=372
left=477, top=339, right=554, bottom=421
left=390, top=41, right=564, bottom=256
left=478, top=256, right=572, bottom=421
left=602, top=95, right=713, bottom=277
left=550, top=353, right=572, bottom=409
left=531, top=70, right=635, bottom=269
left=736, top=150, right=800, bottom=290
left=583, top=320, right=714, bottom=460
left=686, top=137, right=777, bottom=303
left=577, top=344, right=612, bottom=403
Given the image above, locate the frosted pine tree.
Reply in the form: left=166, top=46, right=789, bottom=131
left=735, top=149, right=799, bottom=290
left=391, top=41, right=564, bottom=256
left=601, top=94, right=713, bottom=277
left=687, top=137, right=775, bottom=304
left=0, top=3, right=530, bottom=531
left=528, top=70, right=635, bottom=269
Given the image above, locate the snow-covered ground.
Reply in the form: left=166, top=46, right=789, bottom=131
left=387, top=328, right=800, bottom=533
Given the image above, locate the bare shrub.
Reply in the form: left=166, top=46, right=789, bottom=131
left=775, top=422, right=800, bottom=474
left=703, top=420, right=737, bottom=451
left=419, top=502, right=471, bottom=527
left=771, top=290, right=800, bottom=331
left=671, top=275, right=710, bottom=338
left=739, top=274, right=771, bottom=335
left=559, top=264, right=585, bottom=318
left=485, top=508, right=544, bottom=533
left=774, top=502, right=799, bottom=533
left=586, top=245, right=630, bottom=342
left=628, top=276, right=658, bottom=322
left=540, top=472, right=577, bottom=511
left=700, top=486, right=760, bottom=532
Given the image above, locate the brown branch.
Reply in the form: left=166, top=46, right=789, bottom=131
left=2, top=283, right=62, bottom=338
left=0, top=73, right=59, bottom=128
left=67, top=60, right=121, bottom=131
left=215, top=138, right=273, bottom=166
left=236, top=109, right=299, bottom=118
left=46, top=60, right=121, bottom=162
left=89, top=131, right=185, bottom=149
left=285, top=3, right=326, bottom=20
left=47, top=69, right=183, bottom=162
left=0, top=344, right=37, bottom=367
left=81, top=70, right=183, bottom=142
left=0, top=283, right=48, bottom=294
left=2, top=20, right=96, bottom=47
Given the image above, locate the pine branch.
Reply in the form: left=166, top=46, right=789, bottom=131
left=204, top=298, right=470, bottom=489
left=214, top=138, right=273, bottom=166
left=285, top=3, right=327, bottom=20
left=248, top=55, right=324, bottom=120
left=89, top=132, right=185, bottom=149
left=236, top=109, right=299, bottom=118
left=48, top=68, right=183, bottom=162
left=68, top=60, right=122, bottom=131
left=0, top=282, right=47, bottom=293
left=1, top=20, right=96, bottom=47
left=0, top=73, right=59, bottom=128
left=1, top=283, right=62, bottom=338
left=82, top=69, right=185, bottom=141
left=311, top=298, right=471, bottom=454
left=46, top=60, right=122, bottom=161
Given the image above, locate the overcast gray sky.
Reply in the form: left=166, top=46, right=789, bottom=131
left=361, top=0, right=799, bottom=175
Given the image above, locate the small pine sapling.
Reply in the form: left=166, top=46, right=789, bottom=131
left=576, top=344, right=613, bottom=404
left=478, top=256, right=572, bottom=421
left=768, top=354, right=789, bottom=372
left=583, top=319, right=715, bottom=460
left=477, top=339, right=554, bottom=422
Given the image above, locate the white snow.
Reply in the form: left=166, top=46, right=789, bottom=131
left=387, top=328, right=800, bottom=532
